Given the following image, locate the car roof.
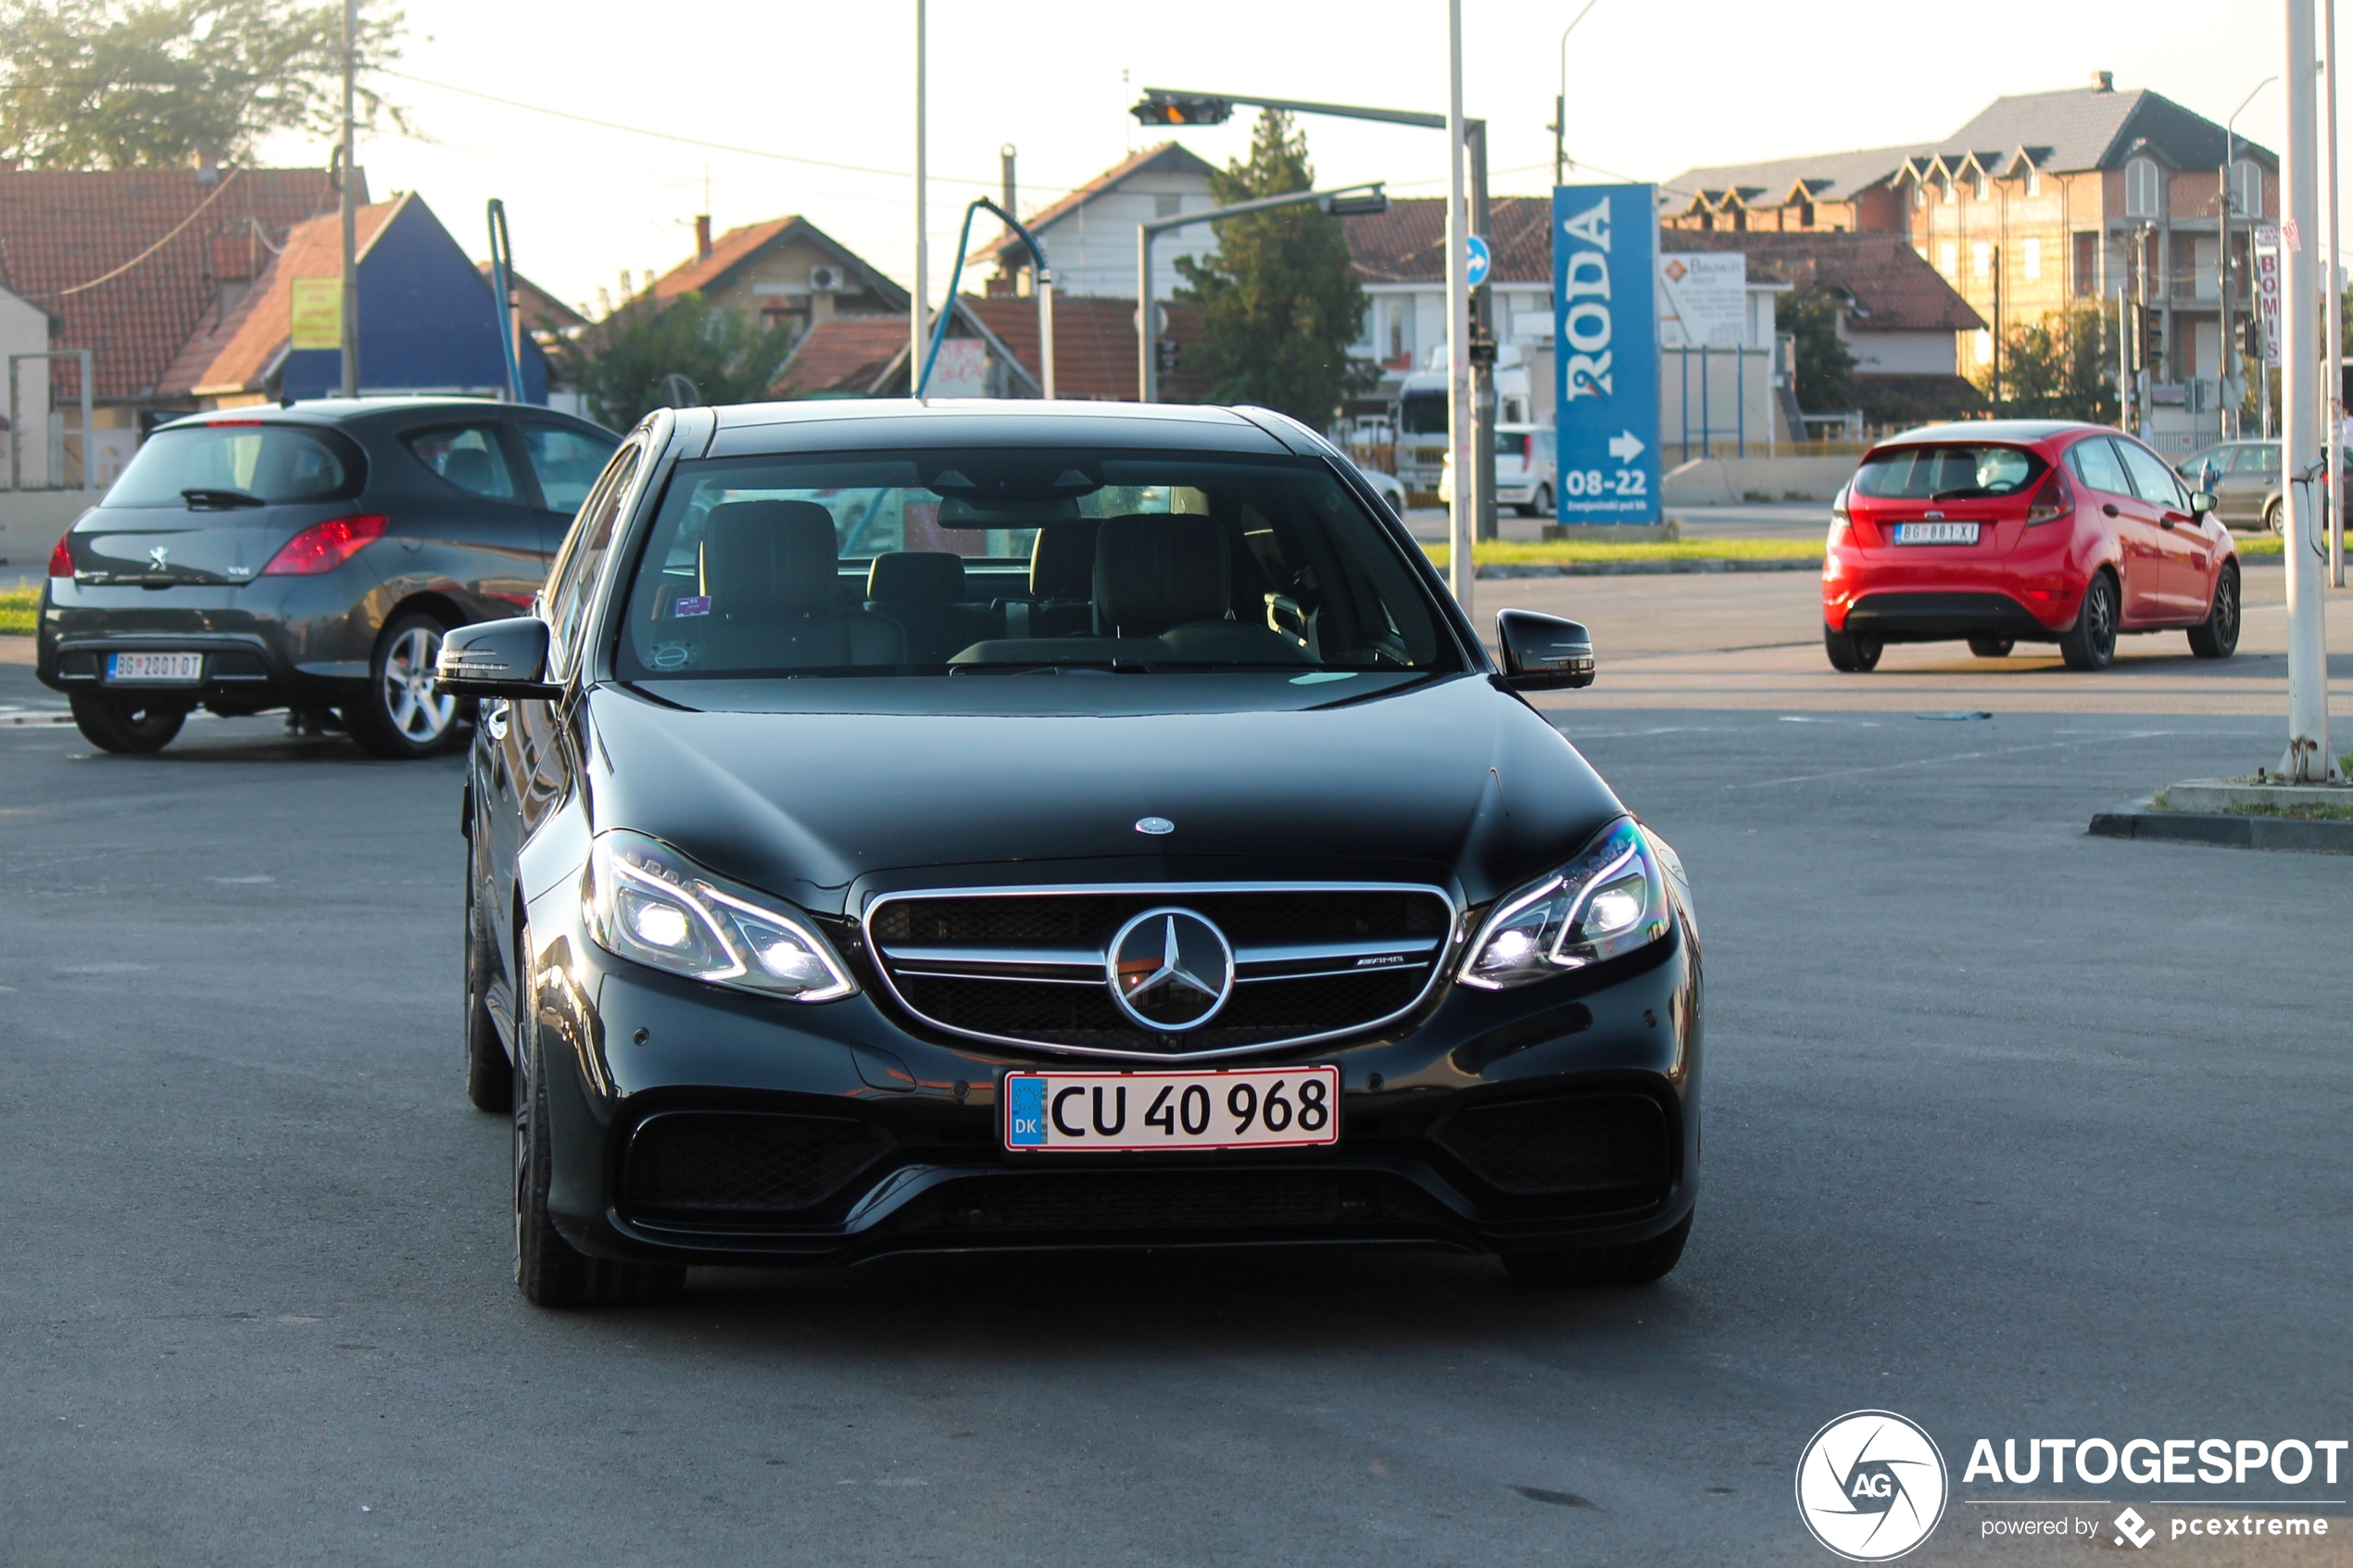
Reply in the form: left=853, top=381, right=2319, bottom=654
left=702, top=397, right=1301, bottom=458
left=152, top=396, right=615, bottom=435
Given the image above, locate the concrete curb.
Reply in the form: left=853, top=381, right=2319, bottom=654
left=1473, top=558, right=1823, bottom=579
left=2088, top=798, right=2353, bottom=855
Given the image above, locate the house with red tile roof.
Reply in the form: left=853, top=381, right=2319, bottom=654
left=651, top=215, right=906, bottom=345
left=771, top=295, right=1205, bottom=404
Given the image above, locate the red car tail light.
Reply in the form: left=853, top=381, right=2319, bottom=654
left=2024, top=466, right=2073, bottom=526
left=261, top=513, right=387, bottom=575
left=47, top=530, right=73, bottom=577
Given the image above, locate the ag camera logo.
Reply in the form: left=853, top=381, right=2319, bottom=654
left=1795, top=1411, right=1949, bottom=1561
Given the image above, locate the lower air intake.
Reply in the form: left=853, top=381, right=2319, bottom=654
left=1430, top=1094, right=1671, bottom=1198
left=623, top=1111, right=891, bottom=1218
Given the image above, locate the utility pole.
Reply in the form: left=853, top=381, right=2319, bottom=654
left=2280, top=0, right=2337, bottom=780
left=911, top=0, right=928, bottom=396
left=1991, top=242, right=2003, bottom=418
left=1444, top=0, right=1472, bottom=615
left=1469, top=120, right=1497, bottom=546
left=338, top=0, right=358, bottom=397
left=2329, top=0, right=2347, bottom=586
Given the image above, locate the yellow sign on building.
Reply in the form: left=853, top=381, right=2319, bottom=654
left=289, top=279, right=343, bottom=350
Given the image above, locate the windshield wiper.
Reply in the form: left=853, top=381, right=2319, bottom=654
left=181, top=487, right=266, bottom=508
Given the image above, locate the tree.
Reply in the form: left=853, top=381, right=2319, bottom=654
left=562, top=293, right=798, bottom=431
left=1171, top=107, right=1373, bottom=425
left=0, top=0, right=404, bottom=170
left=1980, top=307, right=2117, bottom=424
left=1779, top=290, right=1857, bottom=415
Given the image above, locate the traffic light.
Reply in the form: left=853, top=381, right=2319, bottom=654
left=2137, top=306, right=2163, bottom=371
left=1155, top=339, right=1182, bottom=375
left=2242, top=318, right=2264, bottom=360
left=1131, top=93, right=1232, bottom=126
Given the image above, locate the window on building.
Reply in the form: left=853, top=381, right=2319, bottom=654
left=2073, top=232, right=2099, bottom=296
left=1939, top=242, right=1958, bottom=279
left=2023, top=236, right=2043, bottom=282
left=2026, top=169, right=2042, bottom=197
left=1797, top=200, right=1816, bottom=227
left=1972, top=241, right=1992, bottom=280
left=2229, top=158, right=2262, bottom=217
left=1974, top=174, right=1991, bottom=202
left=2126, top=158, right=2163, bottom=219
left=1972, top=329, right=1993, bottom=364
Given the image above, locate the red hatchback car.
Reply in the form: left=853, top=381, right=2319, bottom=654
left=1821, top=420, right=2238, bottom=671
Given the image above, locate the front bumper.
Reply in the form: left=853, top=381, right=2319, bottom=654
left=522, top=902, right=1703, bottom=1268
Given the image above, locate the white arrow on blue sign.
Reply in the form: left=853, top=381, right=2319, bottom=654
left=1465, top=233, right=1491, bottom=290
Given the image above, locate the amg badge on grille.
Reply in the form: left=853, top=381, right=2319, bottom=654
left=1106, top=909, right=1233, bottom=1031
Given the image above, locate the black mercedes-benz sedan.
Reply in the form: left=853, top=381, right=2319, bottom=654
left=439, top=399, right=1701, bottom=1308
left=36, top=397, right=617, bottom=758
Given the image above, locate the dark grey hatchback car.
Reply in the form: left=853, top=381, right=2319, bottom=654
left=35, top=396, right=616, bottom=757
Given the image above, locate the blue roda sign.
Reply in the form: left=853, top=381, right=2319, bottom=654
left=1552, top=184, right=1661, bottom=525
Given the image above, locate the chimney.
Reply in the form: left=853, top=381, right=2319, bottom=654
left=694, top=215, right=712, bottom=261
left=2092, top=69, right=2114, bottom=94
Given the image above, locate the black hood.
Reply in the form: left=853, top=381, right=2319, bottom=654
left=582, top=674, right=1626, bottom=915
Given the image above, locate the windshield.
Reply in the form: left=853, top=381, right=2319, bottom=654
left=1396, top=391, right=1449, bottom=436
left=614, top=448, right=1457, bottom=681
left=105, top=422, right=359, bottom=508
left=1853, top=444, right=2042, bottom=501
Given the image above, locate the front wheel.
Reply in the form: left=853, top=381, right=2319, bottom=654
left=2057, top=571, right=2119, bottom=671
left=1823, top=625, right=1882, bottom=672
left=1503, top=1212, right=1692, bottom=1287
left=2188, top=561, right=2241, bottom=659
left=68, top=691, right=186, bottom=754
left=346, top=613, right=460, bottom=759
left=2264, top=498, right=2284, bottom=536
left=1521, top=483, right=1554, bottom=519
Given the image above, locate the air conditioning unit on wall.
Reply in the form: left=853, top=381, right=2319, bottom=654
left=809, top=265, right=846, bottom=293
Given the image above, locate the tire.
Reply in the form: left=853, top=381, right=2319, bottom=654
left=1519, top=483, right=1554, bottom=519
left=1966, top=636, right=2014, bottom=659
left=2057, top=571, right=2119, bottom=671
left=2264, top=498, right=2284, bottom=536
left=461, top=864, right=512, bottom=1114
left=346, top=612, right=461, bottom=759
left=1823, top=625, right=1882, bottom=672
left=1503, top=1212, right=1692, bottom=1287
left=2188, top=560, right=2242, bottom=659
left=68, top=691, right=186, bottom=754
left=511, top=924, right=684, bottom=1310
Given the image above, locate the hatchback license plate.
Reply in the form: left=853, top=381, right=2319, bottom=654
left=105, top=651, right=204, bottom=684
left=1003, top=1065, right=1340, bottom=1152
left=1893, top=521, right=1980, bottom=545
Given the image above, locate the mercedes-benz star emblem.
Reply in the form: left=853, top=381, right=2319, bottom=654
left=1134, top=816, right=1175, bottom=835
left=1106, top=908, right=1233, bottom=1032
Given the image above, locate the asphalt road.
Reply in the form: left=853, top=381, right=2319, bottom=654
left=3, top=686, right=2347, bottom=1565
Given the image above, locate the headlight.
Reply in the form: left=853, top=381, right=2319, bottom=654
left=584, top=830, right=856, bottom=1002
left=1458, top=817, right=1671, bottom=990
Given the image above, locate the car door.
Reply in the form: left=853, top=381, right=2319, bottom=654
left=2115, top=437, right=2208, bottom=621
left=396, top=419, right=547, bottom=617
left=516, top=420, right=622, bottom=559
left=2215, top=445, right=2265, bottom=527
left=2067, top=436, right=2167, bottom=622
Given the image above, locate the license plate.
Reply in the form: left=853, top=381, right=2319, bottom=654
left=105, top=651, right=204, bottom=684
left=1893, top=521, right=1980, bottom=545
left=1003, top=1065, right=1340, bottom=1152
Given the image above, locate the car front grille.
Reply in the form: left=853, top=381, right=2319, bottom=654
left=865, top=884, right=1456, bottom=1060
left=621, top=1111, right=893, bottom=1220
left=1430, top=1094, right=1673, bottom=1201
left=881, top=1169, right=1450, bottom=1236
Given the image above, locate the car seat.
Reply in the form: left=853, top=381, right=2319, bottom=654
left=697, top=499, right=904, bottom=669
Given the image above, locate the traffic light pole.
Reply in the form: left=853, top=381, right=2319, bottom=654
left=1136, top=184, right=1385, bottom=402
left=2280, top=0, right=2337, bottom=781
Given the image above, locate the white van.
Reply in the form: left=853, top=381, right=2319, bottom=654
left=1440, top=424, right=1558, bottom=516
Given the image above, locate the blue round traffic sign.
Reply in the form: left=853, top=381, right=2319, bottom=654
left=1466, top=233, right=1491, bottom=290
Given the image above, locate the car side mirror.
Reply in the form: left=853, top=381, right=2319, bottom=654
left=1494, top=608, right=1594, bottom=691
left=435, top=616, right=561, bottom=699
left=2189, top=489, right=2215, bottom=517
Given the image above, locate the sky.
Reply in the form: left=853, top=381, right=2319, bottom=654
left=253, top=0, right=2310, bottom=316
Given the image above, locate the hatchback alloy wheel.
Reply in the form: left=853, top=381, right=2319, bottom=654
left=2189, top=560, right=2241, bottom=659
left=2059, top=571, right=2119, bottom=671
left=347, top=612, right=461, bottom=759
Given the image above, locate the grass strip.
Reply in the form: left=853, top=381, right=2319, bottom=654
left=1422, top=537, right=1821, bottom=568
left=0, top=581, right=35, bottom=635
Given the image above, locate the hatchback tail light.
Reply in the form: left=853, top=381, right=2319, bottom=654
left=2024, top=467, right=2073, bottom=526
left=1520, top=434, right=1534, bottom=461
left=261, top=513, right=387, bottom=575
left=47, top=530, right=73, bottom=578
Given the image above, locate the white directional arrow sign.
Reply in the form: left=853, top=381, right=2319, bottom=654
left=1606, top=430, right=1645, bottom=463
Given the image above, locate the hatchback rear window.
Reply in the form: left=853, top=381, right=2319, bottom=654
left=104, top=422, right=359, bottom=508
left=1852, top=445, right=2042, bottom=500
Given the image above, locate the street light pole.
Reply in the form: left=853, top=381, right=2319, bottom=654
left=338, top=0, right=358, bottom=397
left=2279, top=0, right=2336, bottom=781
left=1553, top=0, right=1602, bottom=188
left=911, top=0, right=928, bottom=395
left=1445, top=0, right=1472, bottom=615
left=2328, top=0, right=2346, bottom=587
left=2224, top=79, right=2278, bottom=441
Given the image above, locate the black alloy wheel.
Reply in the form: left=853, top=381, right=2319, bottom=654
left=1503, top=1211, right=1692, bottom=1287
left=510, top=922, right=685, bottom=1310
left=67, top=691, right=187, bottom=754
left=2188, top=561, right=2241, bottom=659
left=1822, top=625, right=1883, bottom=672
left=461, top=851, right=512, bottom=1113
left=346, top=612, right=462, bottom=760
left=2057, top=571, right=2119, bottom=671
left=1966, top=636, right=2015, bottom=659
